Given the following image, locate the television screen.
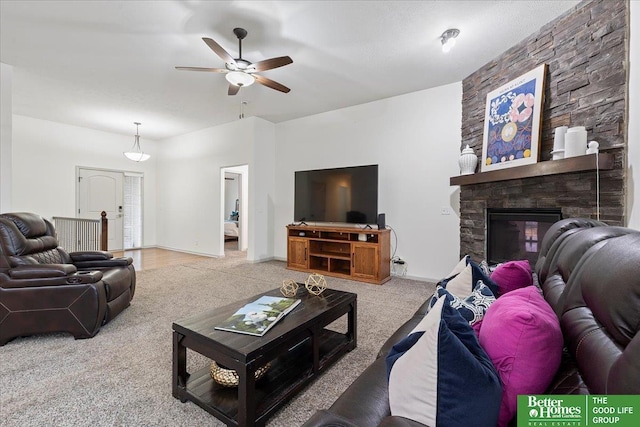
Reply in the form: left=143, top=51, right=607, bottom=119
left=294, top=165, right=378, bottom=224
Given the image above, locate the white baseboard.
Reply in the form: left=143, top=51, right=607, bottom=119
left=153, top=245, right=219, bottom=258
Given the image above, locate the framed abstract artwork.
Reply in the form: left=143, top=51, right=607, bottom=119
left=481, top=64, right=547, bottom=172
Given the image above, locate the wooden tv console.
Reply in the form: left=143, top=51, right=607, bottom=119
left=286, top=225, right=391, bottom=285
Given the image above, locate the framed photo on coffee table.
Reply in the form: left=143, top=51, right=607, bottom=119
left=481, top=64, right=547, bottom=172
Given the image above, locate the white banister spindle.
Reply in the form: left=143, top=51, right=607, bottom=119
left=53, top=216, right=102, bottom=252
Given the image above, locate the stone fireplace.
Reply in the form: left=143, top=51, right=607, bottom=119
left=457, top=0, right=628, bottom=261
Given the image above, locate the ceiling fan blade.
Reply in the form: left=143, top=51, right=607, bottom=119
left=175, top=66, right=228, bottom=73
left=228, top=84, right=240, bottom=96
left=203, top=37, right=236, bottom=65
left=254, top=75, right=291, bottom=93
left=251, top=56, right=293, bottom=72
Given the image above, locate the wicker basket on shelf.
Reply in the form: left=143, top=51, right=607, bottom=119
left=210, top=361, right=271, bottom=387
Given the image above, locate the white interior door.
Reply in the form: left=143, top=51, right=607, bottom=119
left=78, top=168, right=124, bottom=251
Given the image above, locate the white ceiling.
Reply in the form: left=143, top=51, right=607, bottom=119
left=0, top=0, right=580, bottom=141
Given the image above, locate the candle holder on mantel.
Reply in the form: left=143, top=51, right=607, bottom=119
left=458, top=145, right=478, bottom=175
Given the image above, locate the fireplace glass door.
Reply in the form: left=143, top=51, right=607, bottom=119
left=486, top=209, right=562, bottom=265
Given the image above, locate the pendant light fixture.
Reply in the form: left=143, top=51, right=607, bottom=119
left=124, top=122, right=150, bottom=162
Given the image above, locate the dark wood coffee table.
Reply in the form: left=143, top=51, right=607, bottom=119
left=172, top=286, right=357, bottom=427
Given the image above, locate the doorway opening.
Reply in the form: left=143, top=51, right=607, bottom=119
left=221, top=165, right=248, bottom=258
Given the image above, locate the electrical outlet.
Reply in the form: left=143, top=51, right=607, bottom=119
left=441, top=207, right=452, bottom=215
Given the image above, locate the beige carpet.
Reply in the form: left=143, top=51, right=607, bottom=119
left=0, top=254, right=436, bottom=426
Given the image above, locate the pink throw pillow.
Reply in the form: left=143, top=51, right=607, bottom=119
left=478, top=286, right=563, bottom=427
left=490, top=260, right=532, bottom=296
left=472, top=318, right=483, bottom=337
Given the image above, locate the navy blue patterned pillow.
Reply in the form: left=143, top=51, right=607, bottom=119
left=469, top=259, right=499, bottom=295
left=428, top=281, right=496, bottom=325
left=386, top=296, right=502, bottom=427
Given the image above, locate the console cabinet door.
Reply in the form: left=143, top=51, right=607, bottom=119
left=288, top=237, right=309, bottom=269
left=352, top=243, right=378, bottom=280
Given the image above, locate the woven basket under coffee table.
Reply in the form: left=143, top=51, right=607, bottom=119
left=210, top=361, right=271, bottom=387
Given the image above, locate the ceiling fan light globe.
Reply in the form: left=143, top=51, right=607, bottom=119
left=442, top=37, right=456, bottom=53
left=441, top=28, right=460, bottom=53
left=226, top=71, right=255, bottom=87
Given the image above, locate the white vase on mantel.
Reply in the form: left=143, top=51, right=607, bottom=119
left=458, top=145, right=478, bottom=175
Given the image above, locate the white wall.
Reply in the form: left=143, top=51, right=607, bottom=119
left=156, top=117, right=276, bottom=261
left=274, top=82, right=463, bottom=281
left=252, top=118, right=276, bottom=261
left=0, top=63, right=12, bottom=212
left=628, top=1, right=640, bottom=230
left=10, top=115, right=158, bottom=245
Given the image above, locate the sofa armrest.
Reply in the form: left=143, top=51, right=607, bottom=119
left=1, top=265, right=103, bottom=288
left=71, top=251, right=133, bottom=269
left=66, top=270, right=103, bottom=284
left=302, top=412, right=429, bottom=427
left=378, top=416, right=429, bottom=427
left=73, top=259, right=133, bottom=269
left=302, top=410, right=362, bottom=427
left=69, top=251, right=113, bottom=262
left=377, top=314, right=424, bottom=358
left=9, top=264, right=77, bottom=279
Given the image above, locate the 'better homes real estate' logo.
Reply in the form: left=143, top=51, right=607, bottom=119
left=524, top=395, right=583, bottom=425
left=518, top=395, right=640, bottom=427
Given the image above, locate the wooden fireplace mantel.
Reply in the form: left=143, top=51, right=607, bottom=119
left=449, top=153, right=614, bottom=186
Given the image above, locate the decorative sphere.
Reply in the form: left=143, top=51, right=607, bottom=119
left=280, top=279, right=299, bottom=297
left=305, top=273, right=327, bottom=296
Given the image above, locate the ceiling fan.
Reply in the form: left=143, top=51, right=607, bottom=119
left=176, top=28, right=293, bottom=96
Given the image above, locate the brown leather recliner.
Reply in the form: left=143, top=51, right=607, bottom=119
left=0, top=212, right=136, bottom=345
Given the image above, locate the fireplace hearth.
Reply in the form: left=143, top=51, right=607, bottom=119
left=486, top=208, right=562, bottom=265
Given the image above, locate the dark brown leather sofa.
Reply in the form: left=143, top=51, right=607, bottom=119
left=303, top=218, right=640, bottom=427
left=0, top=212, right=136, bottom=345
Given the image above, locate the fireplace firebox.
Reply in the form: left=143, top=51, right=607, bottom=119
left=486, top=208, right=562, bottom=265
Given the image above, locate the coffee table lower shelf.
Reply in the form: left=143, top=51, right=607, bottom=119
left=180, top=330, right=352, bottom=426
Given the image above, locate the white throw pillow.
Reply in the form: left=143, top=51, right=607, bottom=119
left=444, top=264, right=474, bottom=298
left=446, top=255, right=469, bottom=278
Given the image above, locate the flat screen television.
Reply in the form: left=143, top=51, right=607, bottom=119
left=294, top=165, right=378, bottom=224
